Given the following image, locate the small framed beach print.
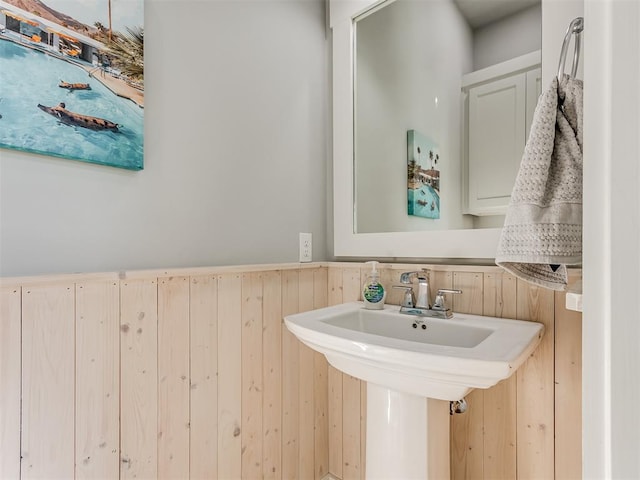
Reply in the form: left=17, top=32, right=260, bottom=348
left=0, top=0, right=144, bottom=170
left=407, top=130, right=440, bottom=219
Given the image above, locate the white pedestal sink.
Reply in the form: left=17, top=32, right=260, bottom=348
left=285, top=302, right=544, bottom=479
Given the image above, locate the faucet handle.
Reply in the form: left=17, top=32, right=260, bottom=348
left=432, top=289, right=462, bottom=311
left=392, top=285, right=415, bottom=308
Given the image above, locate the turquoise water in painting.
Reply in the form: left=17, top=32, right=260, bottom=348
left=408, top=185, right=440, bottom=219
left=0, top=39, right=143, bottom=170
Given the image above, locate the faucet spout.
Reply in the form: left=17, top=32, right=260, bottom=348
left=399, top=271, right=430, bottom=309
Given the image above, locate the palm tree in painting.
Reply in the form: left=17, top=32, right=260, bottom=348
left=105, top=27, right=144, bottom=82
left=92, top=1, right=144, bottom=84
left=108, top=0, right=112, bottom=41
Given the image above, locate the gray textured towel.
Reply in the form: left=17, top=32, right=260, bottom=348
left=496, top=74, right=583, bottom=291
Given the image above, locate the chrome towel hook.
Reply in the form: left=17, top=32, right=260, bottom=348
left=557, top=17, right=584, bottom=79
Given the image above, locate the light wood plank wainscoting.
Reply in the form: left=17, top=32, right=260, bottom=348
left=0, top=263, right=581, bottom=479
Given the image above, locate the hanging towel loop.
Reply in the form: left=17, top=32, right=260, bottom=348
left=557, top=17, right=584, bottom=79
left=497, top=18, right=584, bottom=291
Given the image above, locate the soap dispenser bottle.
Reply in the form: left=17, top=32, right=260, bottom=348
left=362, top=261, right=386, bottom=310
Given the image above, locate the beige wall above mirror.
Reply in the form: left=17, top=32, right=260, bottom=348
left=331, top=0, right=542, bottom=259
left=355, top=0, right=541, bottom=234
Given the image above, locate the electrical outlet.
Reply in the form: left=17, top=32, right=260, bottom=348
left=299, top=232, right=312, bottom=262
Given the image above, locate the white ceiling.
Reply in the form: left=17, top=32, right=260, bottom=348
left=453, top=0, right=540, bottom=29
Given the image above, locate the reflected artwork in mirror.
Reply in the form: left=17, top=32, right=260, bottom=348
left=407, top=130, right=440, bottom=220
left=353, top=0, right=541, bottom=234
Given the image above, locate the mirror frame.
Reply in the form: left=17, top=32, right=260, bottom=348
left=331, top=0, right=502, bottom=259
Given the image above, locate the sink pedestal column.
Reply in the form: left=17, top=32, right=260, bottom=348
left=366, top=383, right=450, bottom=479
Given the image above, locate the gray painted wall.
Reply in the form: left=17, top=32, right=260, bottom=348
left=0, top=0, right=329, bottom=276
left=473, top=4, right=542, bottom=70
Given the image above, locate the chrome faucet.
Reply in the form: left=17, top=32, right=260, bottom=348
left=394, top=270, right=462, bottom=319
left=398, top=271, right=431, bottom=309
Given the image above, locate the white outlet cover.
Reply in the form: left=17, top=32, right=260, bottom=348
left=299, top=233, right=312, bottom=262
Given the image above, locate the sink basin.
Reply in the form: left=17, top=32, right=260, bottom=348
left=324, top=309, right=493, bottom=348
left=285, top=301, right=544, bottom=401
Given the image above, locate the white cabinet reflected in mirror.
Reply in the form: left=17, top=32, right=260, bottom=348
left=462, top=51, right=541, bottom=217
left=332, top=0, right=541, bottom=259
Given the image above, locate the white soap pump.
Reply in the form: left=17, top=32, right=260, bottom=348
left=362, top=261, right=386, bottom=310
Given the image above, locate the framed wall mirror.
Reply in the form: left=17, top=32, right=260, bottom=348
left=331, top=0, right=541, bottom=259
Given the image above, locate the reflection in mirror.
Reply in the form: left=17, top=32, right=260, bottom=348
left=354, top=0, right=541, bottom=234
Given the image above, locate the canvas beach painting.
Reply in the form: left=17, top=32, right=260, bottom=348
left=407, top=129, right=440, bottom=219
left=0, top=0, right=144, bottom=170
